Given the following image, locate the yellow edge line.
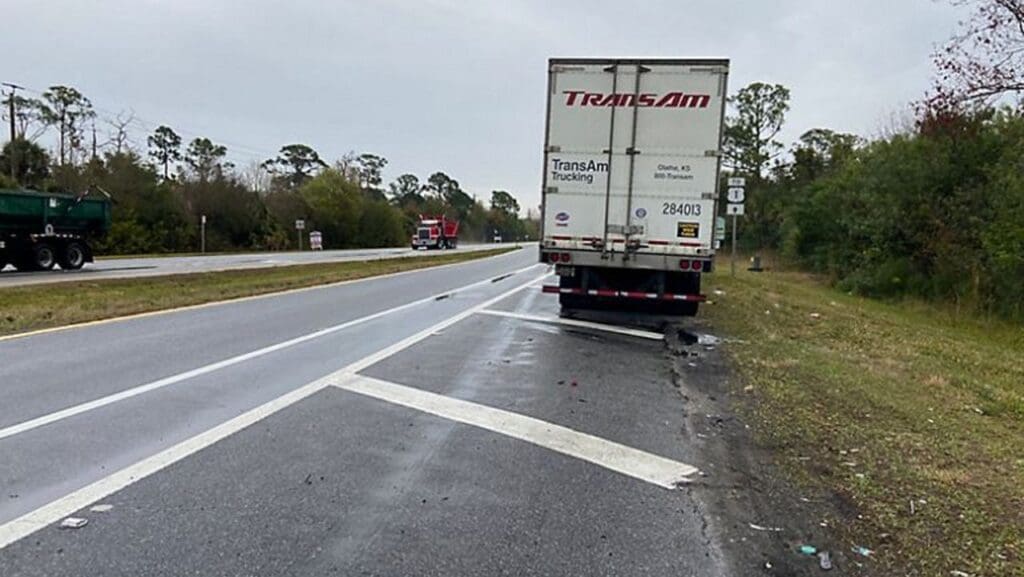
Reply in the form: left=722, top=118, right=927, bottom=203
left=0, top=247, right=523, bottom=343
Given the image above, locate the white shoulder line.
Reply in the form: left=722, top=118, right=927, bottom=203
left=476, top=309, right=664, bottom=340
left=335, top=374, right=697, bottom=489
left=0, top=263, right=543, bottom=442
left=0, top=270, right=547, bottom=550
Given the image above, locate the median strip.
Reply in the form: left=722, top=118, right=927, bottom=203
left=0, top=247, right=518, bottom=340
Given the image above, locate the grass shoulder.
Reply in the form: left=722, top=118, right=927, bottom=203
left=703, top=267, right=1023, bottom=576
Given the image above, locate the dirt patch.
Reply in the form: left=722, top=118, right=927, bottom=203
left=666, top=321, right=865, bottom=576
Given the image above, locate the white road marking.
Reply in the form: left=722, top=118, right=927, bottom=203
left=0, top=270, right=546, bottom=550
left=476, top=309, right=664, bottom=341
left=0, top=263, right=543, bottom=442
left=335, top=374, right=697, bottom=489
left=0, top=246, right=525, bottom=343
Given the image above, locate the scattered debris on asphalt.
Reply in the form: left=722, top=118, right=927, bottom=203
left=697, top=334, right=721, bottom=346
left=89, top=504, right=113, bottom=513
left=799, top=545, right=818, bottom=555
left=748, top=523, right=782, bottom=532
left=59, top=517, right=88, bottom=529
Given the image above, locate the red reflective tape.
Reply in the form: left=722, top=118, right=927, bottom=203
left=550, top=235, right=572, bottom=241
left=678, top=242, right=702, bottom=247
left=662, top=293, right=707, bottom=302
left=541, top=285, right=561, bottom=294
left=647, top=240, right=670, bottom=245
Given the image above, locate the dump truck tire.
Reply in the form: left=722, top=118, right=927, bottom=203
left=58, top=241, right=87, bottom=270
left=31, top=242, right=57, bottom=270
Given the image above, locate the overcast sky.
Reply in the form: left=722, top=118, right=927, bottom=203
left=6, top=0, right=962, bottom=211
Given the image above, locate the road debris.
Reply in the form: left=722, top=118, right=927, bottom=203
left=59, top=517, right=88, bottom=529
left=90, top=504, right=113, bottom=513
left=713, top=289, right=726, bottom=296
left=748, top=523, right=782, bottom=532
left=851, top=545, right=873, bottom=557
left=818, top=551, right=833, bottom=570
left=799, top=545, right=818, bottom=555
left=697, top=334, right=721, bottom=346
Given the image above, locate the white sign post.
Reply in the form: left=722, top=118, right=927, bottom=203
left=725, top=178, right=745, bottom=276
left=295, top=219, right=306, bottom=251
left=200, top=214, right=207, bottom=254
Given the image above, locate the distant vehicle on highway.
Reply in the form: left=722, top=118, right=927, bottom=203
left=539, top=58, right=729, bottom=315
left=411, top=215, right=459, bottom=250
left=0, top=188, right=111, bottom=272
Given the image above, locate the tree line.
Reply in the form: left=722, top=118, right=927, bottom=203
left=0, top=88, right=534, bottom=254
left=721, top=0, right=1024, bottom=320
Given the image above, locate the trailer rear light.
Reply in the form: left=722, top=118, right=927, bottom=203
left=560, top=252, right=571, bottom=263
left=679, top=259, right=691, bottom=271
left=547, top=252, right=560, bottom=263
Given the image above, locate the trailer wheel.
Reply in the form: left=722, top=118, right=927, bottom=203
left=31, top=242, right=57, bottom=271
left=58, top=242, right=87, bottom=270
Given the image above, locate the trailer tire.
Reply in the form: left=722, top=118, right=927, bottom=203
left=58, top=242, right=87, bottom=270
left=31, top=242, right=57, bottom=271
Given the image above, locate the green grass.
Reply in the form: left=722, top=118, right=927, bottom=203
left=704, top=267, right=1024, bottom=576
left=0, top=247, right=517, bottom=337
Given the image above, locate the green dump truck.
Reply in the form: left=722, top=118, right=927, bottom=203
left=0, top=188, right=112, bottom=271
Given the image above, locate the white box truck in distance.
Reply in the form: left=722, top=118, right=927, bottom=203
left=539, top=58, right=729, bottom=315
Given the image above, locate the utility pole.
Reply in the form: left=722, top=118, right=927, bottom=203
left=2, top=82, right=22, bottom=183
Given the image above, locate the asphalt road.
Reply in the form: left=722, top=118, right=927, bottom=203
left=0, top=243, right=509, bottom=287
left=0, top=246, right=826, bottom=576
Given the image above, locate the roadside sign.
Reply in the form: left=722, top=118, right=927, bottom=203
left=727, top=187, right=745, bottom=203
left=295, top=219, right=305, bottom=230
left=727, top=204, right=745, bottom=216
left=727, top=177, right=746, bottom=188
left=201, top=214, right=207, bottom=225
left=715, top=216, right=726, bottom=241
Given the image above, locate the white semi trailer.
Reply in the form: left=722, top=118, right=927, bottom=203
left=539, top=58, right=729, bottom=315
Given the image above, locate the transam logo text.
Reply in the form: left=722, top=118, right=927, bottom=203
left=562, top=91, right=710, bottom=109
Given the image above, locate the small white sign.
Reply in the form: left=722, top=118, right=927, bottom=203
left=201, top=215, right=207, bottom=225
left=727, top=187, right=745, bottom=203
left=715, top=216, right=726, bottom=241
left=727, top=203, right=745, bottom=216
left=295, top=219, right=305, bottom=230
left=727, top=177, right=746, bottom=188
